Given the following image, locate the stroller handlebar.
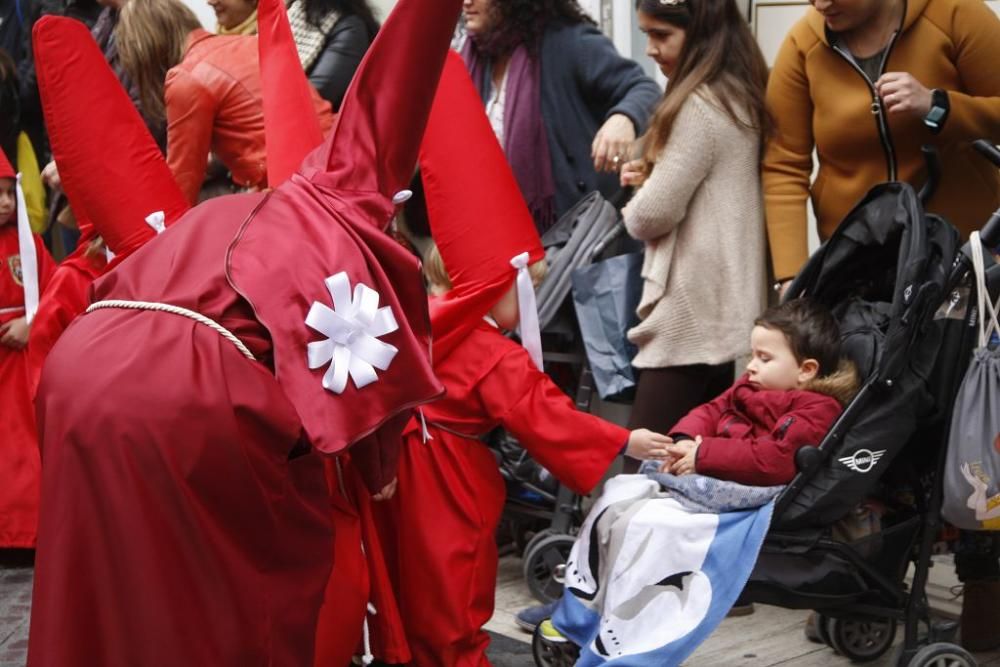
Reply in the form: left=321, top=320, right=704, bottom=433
left=973, top=139, right=1000, bottom=168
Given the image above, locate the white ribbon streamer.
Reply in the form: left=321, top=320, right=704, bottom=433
left=144, top=210, right=166, bottom=234
left=418, top=408, right=433, bottom=443
left=14, top=174, right=39, bottom=324
left=305, top=272, right=399, bottom=394
left=510, top=251, right=543, bottom=370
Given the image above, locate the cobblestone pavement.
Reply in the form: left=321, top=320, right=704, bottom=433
left=0, top=553, right=32, bottom=667
left=0, top=556, right=528, bottom=667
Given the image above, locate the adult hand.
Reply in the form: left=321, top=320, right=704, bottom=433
left=41, top=161, right=61, bottom=190
left=667, top=436, right=701, bottom=476
left=619, top=159, right=647, bottom=188
left=0, top=316, right=29, bottom=349
left=372, top=477, right=398, bottom=502
left=625, top=428, right=672, bottom=461
left=777, top=279, right=793, bottom=300
left=875, top=72, right=933, bottom=118
left=592, top=113, right=636, bottom=173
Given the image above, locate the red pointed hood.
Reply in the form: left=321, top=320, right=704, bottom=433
left=33, top=16, right=189, bottom=257
left=226, top=0, right=462, bottom=456
left=257, top=0, right=325, bottom=187
left=297, top=0, right=461, bottom=227
left=421, top=52, right=545, bottom=365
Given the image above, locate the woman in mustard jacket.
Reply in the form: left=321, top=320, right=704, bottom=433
left=764, top=0, right=1000, bottom=285
left=764, top=0, right=1000, bottom=651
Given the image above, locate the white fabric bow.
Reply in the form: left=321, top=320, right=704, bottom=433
left=305, top=272, right=399, bottom=394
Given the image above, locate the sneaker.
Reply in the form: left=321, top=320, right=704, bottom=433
left=538, top=619, right=568, bottom=643
left=515, top=601, right=559, bottom=633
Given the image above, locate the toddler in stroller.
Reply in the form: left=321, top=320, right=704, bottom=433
left=535, top=145, right=1000, bottom=666
left=533, top=298, right=858, bottom=664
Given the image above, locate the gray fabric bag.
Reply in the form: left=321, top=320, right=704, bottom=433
left=943, top=231, right=1000, bottom=531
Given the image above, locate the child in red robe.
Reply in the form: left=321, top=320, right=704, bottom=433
left=372, top=54, right=672, bottom=667
left=0, top=149, right=54, bottom=547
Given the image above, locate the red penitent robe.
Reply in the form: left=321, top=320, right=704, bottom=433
left=376, top=320, right=629, bottom=667
left=28, top=195, right=333, bottom=666
left=0, top=222, right=54, bottom=547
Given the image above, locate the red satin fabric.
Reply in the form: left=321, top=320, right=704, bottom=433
left=375, top=322, right=627, bottom=666
left=28, top=194, right=333, bottom=666
left=0, top=224, right=54, bottom=547
left=26, top=246, right=106, bottom=398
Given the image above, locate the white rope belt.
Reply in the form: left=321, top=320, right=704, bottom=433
left=86, top=299, right=256, bottom=361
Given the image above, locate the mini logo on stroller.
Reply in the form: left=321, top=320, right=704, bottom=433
left=838, top=449, right=886, bottom=473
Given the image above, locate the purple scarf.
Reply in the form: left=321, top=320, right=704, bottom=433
left=461, top=41, right=557, bottom=233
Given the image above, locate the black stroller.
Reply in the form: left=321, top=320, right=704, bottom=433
left=489, top=191, right=638, bottom=603
left=531, top=143, right=1000, bottom=667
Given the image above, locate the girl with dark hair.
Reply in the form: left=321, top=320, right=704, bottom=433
left=460, top=0, right=660, bottom=231
left=618, top=0, right=769, bottom=472
left=286, top=0, right=379, bottom=109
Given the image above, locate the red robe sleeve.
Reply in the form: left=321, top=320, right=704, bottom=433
left=695, top=393, right=842, bottom=486
left=670, top=384, right=736, bottom=441
left=476, top=345, right=628, bottom=495
left=27, top=251, right=106, bottom=398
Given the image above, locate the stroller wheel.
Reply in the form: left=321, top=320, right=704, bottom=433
left=531, top=624, right=580, bottom=667
left=827, top=617, right=897, bottom=663
left=905, top=642, right=976, bottom=667
left=523, top=533, right=575, bottom=604
left=522, top=528, right=556, bottom=560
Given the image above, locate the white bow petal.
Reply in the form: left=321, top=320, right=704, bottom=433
left=305, top=272, right=399, bottom=394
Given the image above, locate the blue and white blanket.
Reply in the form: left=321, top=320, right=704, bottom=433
left=552, top=471, right=782, bottom=666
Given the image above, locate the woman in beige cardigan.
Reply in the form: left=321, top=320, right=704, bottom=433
left=620, top=0, right=769, bottom=464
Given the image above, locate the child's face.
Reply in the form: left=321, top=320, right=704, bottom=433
left=746, top=325, right=819, bottom=391
left=0, top=179, right=15, bottom=227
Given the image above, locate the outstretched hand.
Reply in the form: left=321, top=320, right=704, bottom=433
left=625, top=428, right=672, bottom=462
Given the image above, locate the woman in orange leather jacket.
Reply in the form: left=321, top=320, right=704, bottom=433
left=116, top=0, right=333, bottom=203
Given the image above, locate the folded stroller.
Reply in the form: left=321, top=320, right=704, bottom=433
left=531, top=144, right=1000, bottom=667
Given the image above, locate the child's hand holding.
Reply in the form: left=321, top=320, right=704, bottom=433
left=665, top=436, right=702, bottom=476
left=0, top=316, right=29, bottom=350
left=625, top=428, right=672, bottom=461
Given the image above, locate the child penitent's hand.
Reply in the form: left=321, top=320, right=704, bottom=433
left=625, top=428, right=672, bottom=462
left=0, top=316, right=29, bottom=350
left=665, top=436, right=702, bottom=475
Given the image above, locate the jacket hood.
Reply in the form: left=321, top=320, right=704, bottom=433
left=803, top=359, right=860, bottom=406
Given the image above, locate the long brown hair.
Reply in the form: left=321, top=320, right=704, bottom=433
left=636, top=0, right=770, bottom=172
left=116, top=0, right=202, bottom=123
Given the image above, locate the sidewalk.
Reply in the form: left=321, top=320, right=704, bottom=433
left=4, top=554, right=1000, bottom=666
left=489, top=555, right=1000, bottom=666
